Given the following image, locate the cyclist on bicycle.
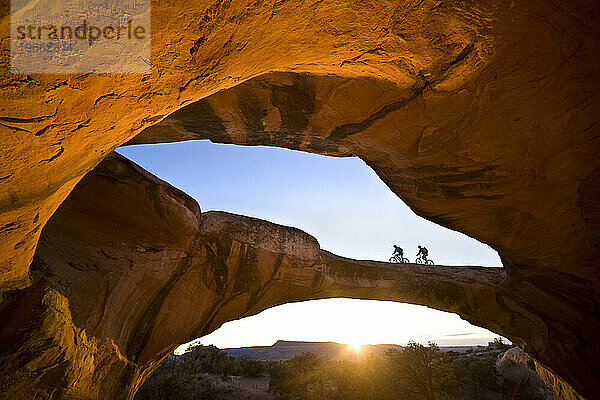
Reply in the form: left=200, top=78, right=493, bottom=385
left=392, top=245, right=404, bottom=258
left=417, top=245, right=429, bottom=261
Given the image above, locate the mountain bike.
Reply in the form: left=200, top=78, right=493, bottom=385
left=416, top=256, right=434, bottom=265
left=389, top=254, right=410, bottom=263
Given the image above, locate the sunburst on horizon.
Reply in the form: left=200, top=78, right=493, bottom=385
left=346, top=341, right=365, bottom=352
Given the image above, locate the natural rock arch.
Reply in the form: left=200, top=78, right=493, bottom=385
left=127, top=69, right=600, bottom=397
left=0, top=0, right=599, bottom=398
left=1, top=153, right=508, bottom=399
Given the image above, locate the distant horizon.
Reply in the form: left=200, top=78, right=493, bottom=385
left=215, top=339, right=500, bottom=350
left=176, top=335, right=510, bottom=357
left=175, top=298, right=507, bottom=354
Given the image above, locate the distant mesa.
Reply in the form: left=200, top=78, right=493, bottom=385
left=222, top=340, right=476, bottom=361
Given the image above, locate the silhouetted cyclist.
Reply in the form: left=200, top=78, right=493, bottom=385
left=417, top=245, right=429, bottom=262
left=392, top=245, right=404, bottom=258
left=390, top=245, right=408, bottom=263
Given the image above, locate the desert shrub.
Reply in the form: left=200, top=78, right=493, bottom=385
left=136, top=342, right=509, bottom=400
left=384, top=342, right=463, bottom=400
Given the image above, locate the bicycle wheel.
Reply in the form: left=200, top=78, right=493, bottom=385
left=426, top=259, right=434, bottom=265
left=416, top=258, right=423, bottom=264
left=389, top=256, right=398, bottom=263
left=402, top=258, right=409, bottom=263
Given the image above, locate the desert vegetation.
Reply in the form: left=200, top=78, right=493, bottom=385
left=135, top=340, right=512, bottom=400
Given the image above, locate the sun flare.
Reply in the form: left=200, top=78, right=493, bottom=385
left=347, top=342, right=364, bottom=352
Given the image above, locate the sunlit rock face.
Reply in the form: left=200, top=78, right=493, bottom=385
left=128, top=72, right=600, bottom=400
left=0, top=154, right=508, bottom=399
left=497, top=347, right=584, bottom=400
left=0, top=0, right=599, bottom=397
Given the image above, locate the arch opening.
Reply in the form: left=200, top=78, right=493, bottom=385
left=117, top=140, right=502, bottom=267
left=116, top=139, right=504, bottom=355
left=178, top=299, right=508, bottom=353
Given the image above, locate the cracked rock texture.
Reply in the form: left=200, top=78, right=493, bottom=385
left=0, top=0, right=599, bottom=398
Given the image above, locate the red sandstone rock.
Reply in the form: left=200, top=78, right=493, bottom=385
left=1, top=154, right=506, bottom=399
left=0, top=0, right=599, bottom=397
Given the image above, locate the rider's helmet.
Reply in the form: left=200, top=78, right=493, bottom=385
left=418, top=245, right=422, bottom=250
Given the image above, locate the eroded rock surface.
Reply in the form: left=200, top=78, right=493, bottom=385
left=1, top=0, right=599, bottom=397
left=1, top=154, right=509, bottom=399
left=126, top=69, right=600, bottom=397
left=497, top=347, right=584, bottom=400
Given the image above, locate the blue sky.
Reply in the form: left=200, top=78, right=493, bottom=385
left=118, top=140, right=503, bottom=349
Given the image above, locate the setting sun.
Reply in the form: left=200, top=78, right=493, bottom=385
left=347, top=343, right=364, bottom=352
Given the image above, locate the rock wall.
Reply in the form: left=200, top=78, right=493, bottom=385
left=1, top=0, right=599, bottom=397
left=126, top=69, right=600, bottom=396
left=497, top=347, right=584, bottom=400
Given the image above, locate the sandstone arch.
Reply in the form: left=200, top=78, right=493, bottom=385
left=1, top=0, right=599, bottom=398
left=1, top=153, right=508, bottom=399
